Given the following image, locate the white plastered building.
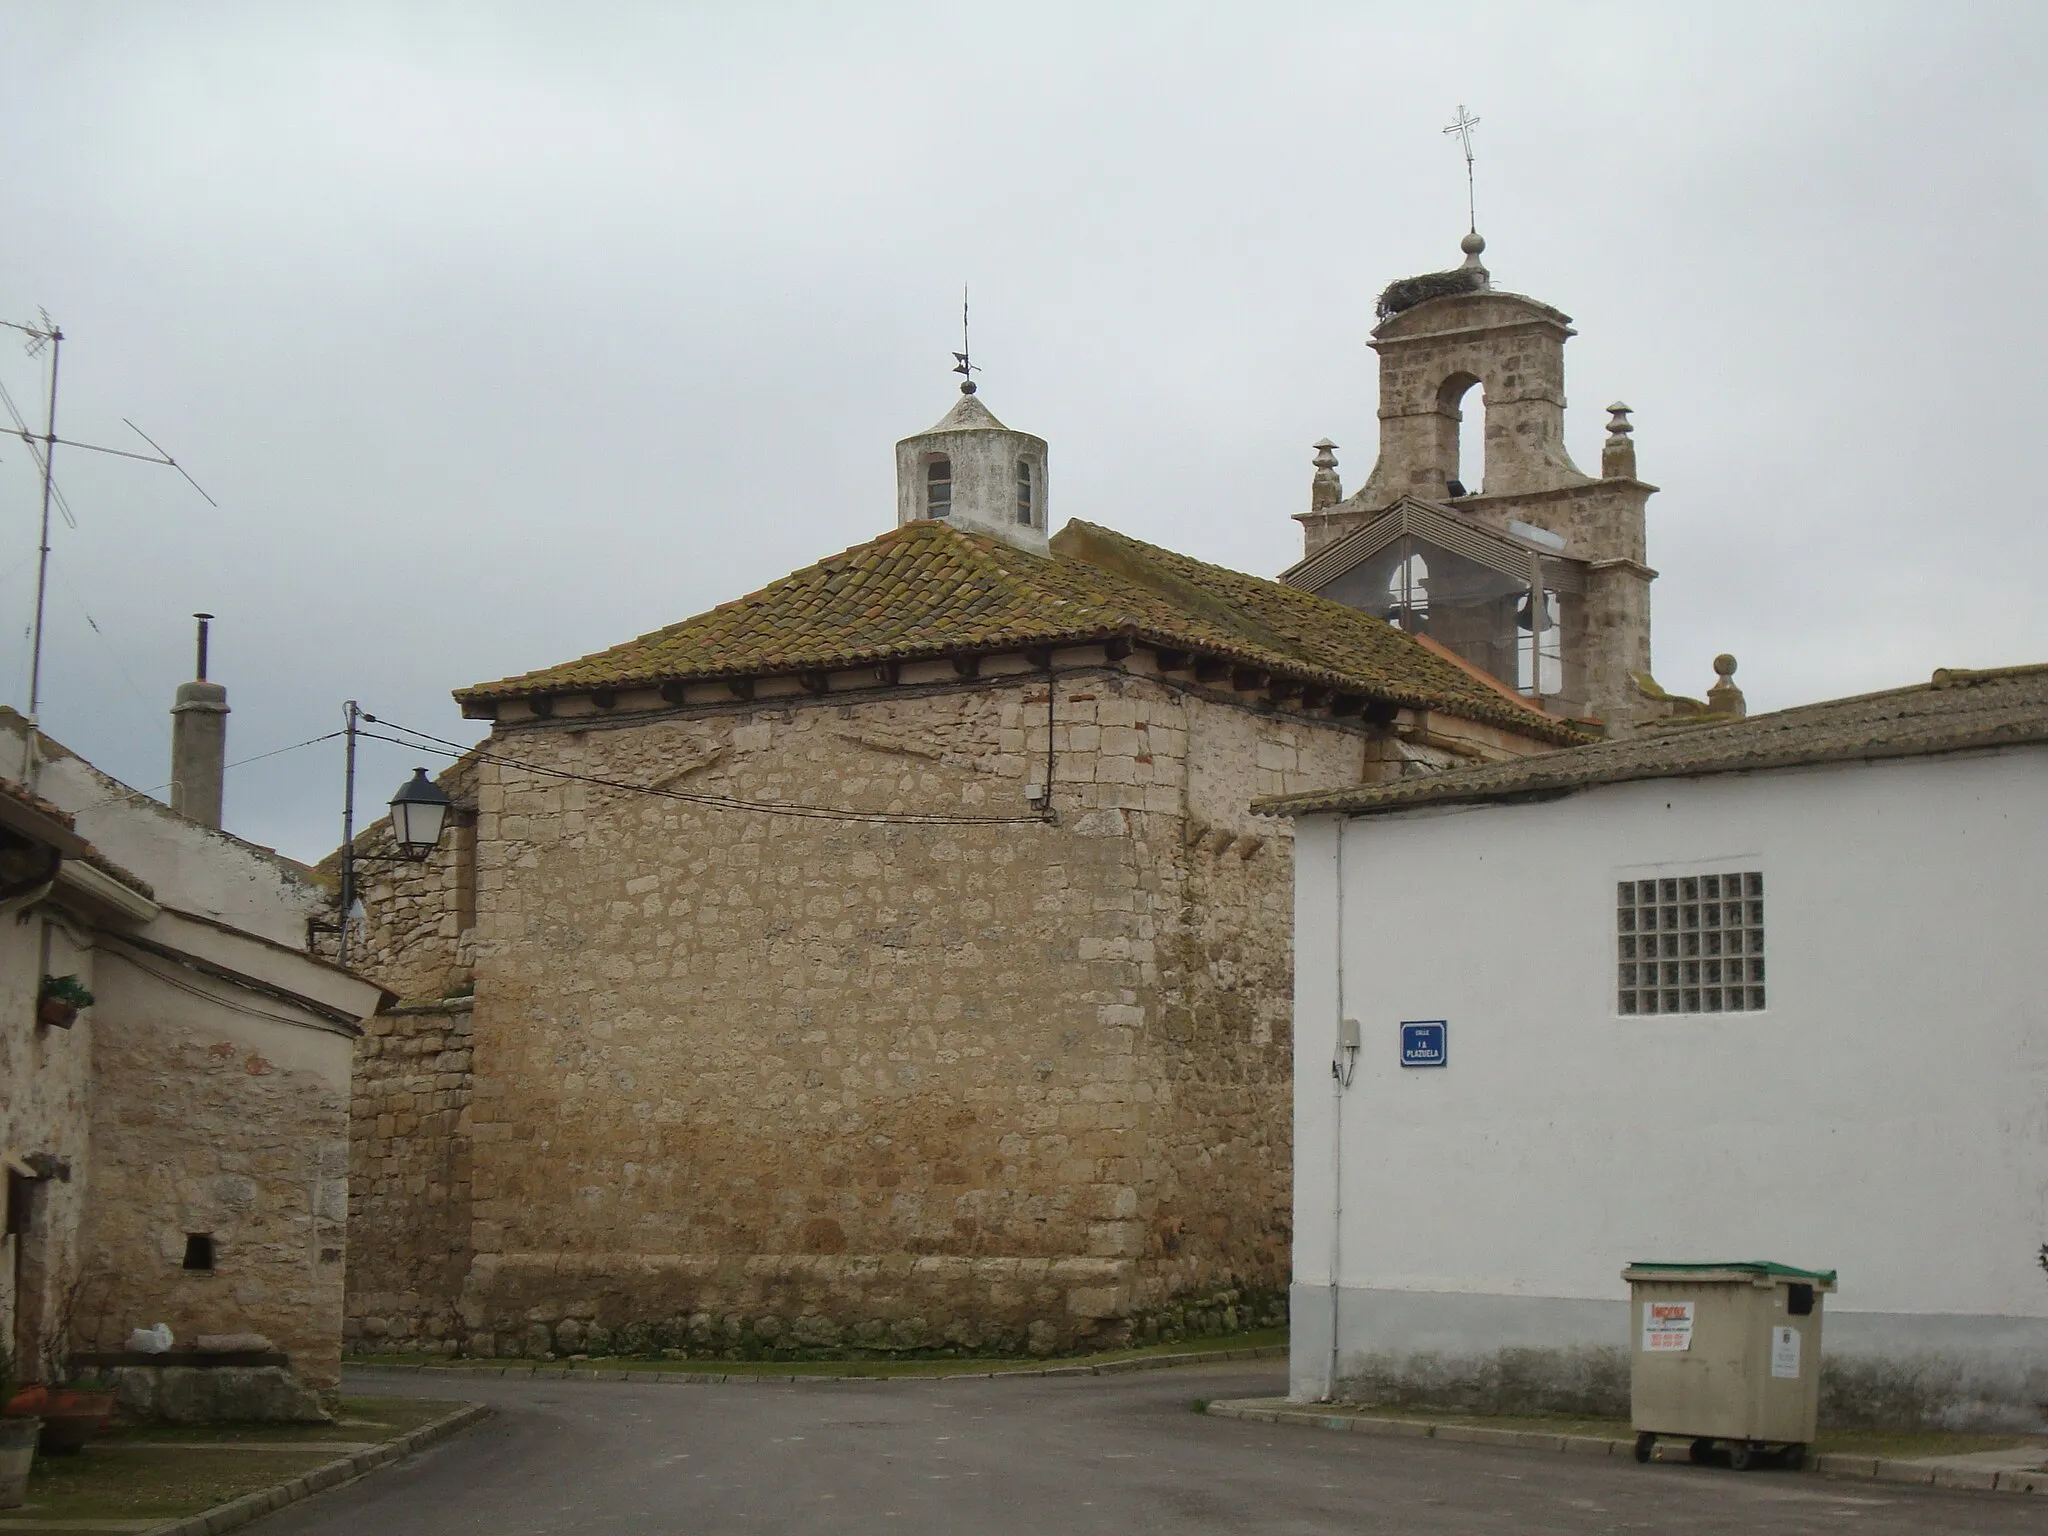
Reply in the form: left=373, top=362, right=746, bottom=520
left=1261, top=663, right=2048, bottom=1431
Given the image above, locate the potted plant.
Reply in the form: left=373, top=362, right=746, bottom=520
left=2, top=1282, right=118, bottom=1456
left=36, top=975, right=92, bottom=1029
left=0, top=1350, right=36, bottom=1510
left=5, top=1380, right=115, bottom=1455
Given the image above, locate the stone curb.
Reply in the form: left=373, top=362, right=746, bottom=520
left=347, top=1343, right=1286, bottom=1387
left=143, top=1401, right=494, bottom=1536
left=1200, top=1399, right=2048, bottom=1497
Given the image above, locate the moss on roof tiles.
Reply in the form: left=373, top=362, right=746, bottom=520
left=1255, top=663, right=2048, bottom=818
left=458, top=518, right=1590, bottom=744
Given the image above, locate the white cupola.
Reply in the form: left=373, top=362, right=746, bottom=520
left=895, top=383, right=1049, bottom=554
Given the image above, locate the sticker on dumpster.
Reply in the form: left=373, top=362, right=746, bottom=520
left=1642, top=1300, right=1695, bottom=1351
left=1771, top=1325, right=1801, bottom=1379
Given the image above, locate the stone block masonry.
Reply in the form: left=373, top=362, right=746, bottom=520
left=342, top=662, right=1465, bottom=1358
left=345, top=1000, right=474, bottom=1356
left=74, top=960, right=354, bottom=1395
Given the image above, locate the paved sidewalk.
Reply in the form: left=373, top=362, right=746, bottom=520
left=1206, top=1396, right=2048, bottom=1496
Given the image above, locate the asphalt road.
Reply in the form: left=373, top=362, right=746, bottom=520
left=251, top=1363, right=2042, bottom=1535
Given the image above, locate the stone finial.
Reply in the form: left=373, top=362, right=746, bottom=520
left=1706, top=653, right=1746, bottom=718
left=1458, top=230, right=1490, bottom=286
left=1311, top=439, right=1341, bottom=511
left=1602, top=401, right=1637, bottom=480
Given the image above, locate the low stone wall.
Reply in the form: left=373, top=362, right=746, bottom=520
left=376, top=1263, right=1283, bottom=1362
left=105, top=1364, right=328, bottom=1424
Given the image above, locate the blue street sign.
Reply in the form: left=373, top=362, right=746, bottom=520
left=1400, top=1021, right=1448, bottom=1067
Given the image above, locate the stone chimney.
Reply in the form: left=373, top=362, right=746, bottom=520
left=170, top=613, right=229, bottom=829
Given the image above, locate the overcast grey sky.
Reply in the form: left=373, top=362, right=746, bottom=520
left=2, top=2, right=2042, bottom=863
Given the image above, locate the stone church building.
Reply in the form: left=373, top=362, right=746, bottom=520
left=342, top=237, right=1700, bottom=1360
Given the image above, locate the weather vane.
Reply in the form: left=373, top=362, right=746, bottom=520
left=952, top=284, right=979, bottom=394
left=1443, top=104, right=1481, bottom=234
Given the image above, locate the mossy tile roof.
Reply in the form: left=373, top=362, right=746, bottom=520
left=458, top=518, right=1589, bottom=744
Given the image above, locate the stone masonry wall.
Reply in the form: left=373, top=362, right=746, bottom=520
left=321, top=754, right=479, bottom=1006
left=347, top=662, right=1382, bottom=1357
left=74, top=957, right=353, bottom=1394
left=0, top=906, right=96, bottom=1381
left=343, top=1001, right=473, bottom=1356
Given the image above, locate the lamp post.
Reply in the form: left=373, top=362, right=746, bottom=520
left=335, top=700, right=453, bottom=958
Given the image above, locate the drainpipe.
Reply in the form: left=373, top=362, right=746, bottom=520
left=1326, top=816, right=1359, bottom=1400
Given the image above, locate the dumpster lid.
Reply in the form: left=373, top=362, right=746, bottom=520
left=1623, top=1260, right=1837, bottom=1288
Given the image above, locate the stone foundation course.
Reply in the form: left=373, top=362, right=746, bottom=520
left=355, top=1280, right=1285, bottom=1364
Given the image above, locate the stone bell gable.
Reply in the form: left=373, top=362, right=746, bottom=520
left=1291, top=236, right=1663, bottom=732
left=342, top=408, right=1586, bottom=1361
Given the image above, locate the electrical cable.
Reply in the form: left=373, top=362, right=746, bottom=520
left=361, top=717, right=1054, bottom=828
left=49, top=554, right=170, bottom=740
left=223, top=730, right=345, bottom=773
left=128, top=729, right=346, bottom=800
left=99, top=945, right=349, bottom=1032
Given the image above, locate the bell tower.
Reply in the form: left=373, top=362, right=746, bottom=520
left=1290, top=234, right=1660, bottom=730
left=895, top=383, right=1050, bottom=555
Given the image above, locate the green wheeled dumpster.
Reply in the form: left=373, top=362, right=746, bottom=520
left=1623, top=1261, right=1836, bottom=1470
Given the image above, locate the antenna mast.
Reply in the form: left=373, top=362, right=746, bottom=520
left=16, top=315, right=62, bottom=738
left=1, top=312, right=217, bottom=784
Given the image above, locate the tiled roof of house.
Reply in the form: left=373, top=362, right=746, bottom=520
left=1255, top=663, right=2048, bottom=817
left=0, top=775, right=76, bottom=830
left=457, top=519, right=1592, bottom=745
left=0, top=774, right=156, bottom=897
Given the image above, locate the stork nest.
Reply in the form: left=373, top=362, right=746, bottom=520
left=1375, top=266, right=1487, bottom=320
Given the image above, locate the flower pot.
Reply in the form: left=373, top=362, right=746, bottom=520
left=0, top=1417, right=38, bottom=1510
left=37, top=998, right=77, bottom=1028
left=34, top=1392, right=114, bottom=1455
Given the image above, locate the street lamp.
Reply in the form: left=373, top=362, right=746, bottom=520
left=388, top=768, right=453, bottom=859
left=332, top=701, right=454, bottom=958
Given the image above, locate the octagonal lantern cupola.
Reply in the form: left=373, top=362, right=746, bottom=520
left=895, top=383, right=1049, bottom=554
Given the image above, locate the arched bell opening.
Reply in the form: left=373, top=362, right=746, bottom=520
left=1517, top=588, right=1564, bottom=698
left=1437, top=372, right=1484, bottom=499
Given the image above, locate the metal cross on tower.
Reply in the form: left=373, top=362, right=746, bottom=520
left=1443, top=104, right=1481, bottom=233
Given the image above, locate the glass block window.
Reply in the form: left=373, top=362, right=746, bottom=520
left=1616, top=872, right=1765, bottom=1016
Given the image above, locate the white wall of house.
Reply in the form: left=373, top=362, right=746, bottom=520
left=10, top=724, right=322, bottom=951
left=1289, top=745, right=2048, bottom=1429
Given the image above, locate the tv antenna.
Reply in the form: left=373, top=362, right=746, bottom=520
left=1443, top=104, right=1481, bottom=234
left=0, top=311, right=218, bottom=784
left=951, top=285, right=979, bottom=394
